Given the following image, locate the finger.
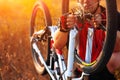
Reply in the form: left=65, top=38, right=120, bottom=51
left=67, top=16, right=76, bottom=24
left=66, top=22, right=75, bottom=28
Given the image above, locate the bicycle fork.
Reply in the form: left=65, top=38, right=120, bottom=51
left=65, top=27, right=78, bottom=79
left=64, top=27, right=90, bottom=80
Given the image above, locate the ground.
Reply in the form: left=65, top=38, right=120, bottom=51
left=0, top=0, right=120, bottom=80
left=0, top=0, right=50, bottom=80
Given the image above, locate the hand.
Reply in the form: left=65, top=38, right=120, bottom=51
left=66, top=14, right=77, bottom=29
left=60, top=14, right=77, bottom=32
left=66, top=13, right=102, bottom=29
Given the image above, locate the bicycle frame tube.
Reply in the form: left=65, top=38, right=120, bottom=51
left=31, top=26, right=58, bottom=80
left=57, top=53, right=66, bottom=80
left=32, top=42, right=56, bottom=80
left=65, top=27, right=90, bottom=80
left=49, top=26, right=79, bottom=79
left=65, top=27, right=78, bottom=78
left=52, top=27, right=79, bottom=80
left=49, top=26, right=67, bottom=79
left=49, top=26, right=68, bottom=79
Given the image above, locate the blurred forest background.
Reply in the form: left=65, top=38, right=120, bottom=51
left=0, top=0, right=120, bottom=80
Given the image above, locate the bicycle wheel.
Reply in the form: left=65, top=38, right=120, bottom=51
left=62, top=0, right=69, bottom=14
left=74, top=0, right=118, bottom=74
left=62, top=0, right=118, bottom=74
left=30, top=0, right=52, bottom=75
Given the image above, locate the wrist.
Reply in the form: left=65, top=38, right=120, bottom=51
left=59, top=26, right=70, bottom=32
left=59, top=15, right=70, bottom=32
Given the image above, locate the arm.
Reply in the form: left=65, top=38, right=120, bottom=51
left=53, top=29, right=69, bottom=50
left=53, top=14, right=77, bottom=50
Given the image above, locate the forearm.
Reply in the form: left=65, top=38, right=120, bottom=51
left=53, top=29, right=69, bottom=50
left=53, top=14, right=76, bottom=49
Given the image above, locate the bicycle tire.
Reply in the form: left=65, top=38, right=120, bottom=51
left=62, top=0, right=118, bottom=74
left=75, top=0, right=118, bottom=74
left=30, top=0, right=52, bottom=75
left=62, top=0, right=69, bottom=14
left=30, top=0, right=52, bottom=36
